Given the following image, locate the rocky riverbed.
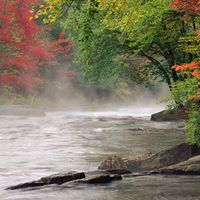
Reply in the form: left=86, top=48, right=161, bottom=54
left=1, top=106, right=200, bottom=199
left=7, top=142, right=200, bottom=191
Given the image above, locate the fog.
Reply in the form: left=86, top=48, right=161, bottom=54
left=40, top=76, right=170, bottom=115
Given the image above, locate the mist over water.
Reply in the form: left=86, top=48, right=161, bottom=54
left=41, top=78, right=170, bottom=115
left=3, top=84, right=196, bottom=200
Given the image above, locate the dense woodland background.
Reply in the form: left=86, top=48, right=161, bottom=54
left=0, top=0, right=200, bottom=144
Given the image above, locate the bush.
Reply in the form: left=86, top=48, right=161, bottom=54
left=170, top=77, right=199, bottom=108
left=186, top=109, right=200, bottom=146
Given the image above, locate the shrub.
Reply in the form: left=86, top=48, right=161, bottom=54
left=185, top=109, right=200, bottom=146
left=169, top=77, right=199, bottom=108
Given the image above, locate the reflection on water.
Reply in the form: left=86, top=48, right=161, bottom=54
left=1, top=107, right=199, bottom=200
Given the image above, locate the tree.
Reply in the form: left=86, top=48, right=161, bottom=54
left=38, top=0, right=199, bottom=89
left=171, top=0, right=200, bottom=99
left=0, top=0, right=74, bottom=95
left=170, top=0, right=200, bottom=14
left=169, top=0, right=200, bottom=146
left=97, top=0, right=200, bottom=86
left=0, top=0, right=55, bottom=94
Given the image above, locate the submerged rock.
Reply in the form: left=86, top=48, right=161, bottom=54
left=161, top=155, right=200, bottom=175
left=6, top=172, right=85, bottom=190
left=6, top=172, right=122, bottom=190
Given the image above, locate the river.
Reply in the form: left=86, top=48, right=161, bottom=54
left=1, top=106, right=200, bottom=200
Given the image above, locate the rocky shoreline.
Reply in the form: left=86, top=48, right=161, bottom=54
left=98, top=143, right=200, bottom=174
left=6, top=142, right=200, bottom=190
left=6, top=108, right=199, bottom=191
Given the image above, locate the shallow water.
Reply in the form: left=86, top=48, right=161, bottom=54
left=1, top=106, right=199, bottom=200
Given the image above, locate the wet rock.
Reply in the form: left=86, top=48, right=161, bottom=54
left=6, top=172, right=85, bottom=190
left=151, top=108, right=188, bottom=122
left=99, top=143, right=200, bottom=173
left=161, top=155, right=200, bottom=175
left=98, top=156, right=128, bottom=170
left=126, top=143, right=200, bottom=171
left=110, top=175, right=123, bottom=181
left=106, top=168, right=131, bottom=175
left=80, top=175, right=122, bottom=184
left=125, top=160, right=143, bottom=172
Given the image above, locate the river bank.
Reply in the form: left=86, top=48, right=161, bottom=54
left=6, top=141, right=200, bottom=191
left=0, top=107, right=188, bottom=199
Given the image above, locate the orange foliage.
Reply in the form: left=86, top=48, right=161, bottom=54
left=173, top=30, right=200, bottom=81
left=173, top=61, right=200, bottom=73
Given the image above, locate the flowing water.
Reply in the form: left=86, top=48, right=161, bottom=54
left=0, top=106, right=200, bottom=200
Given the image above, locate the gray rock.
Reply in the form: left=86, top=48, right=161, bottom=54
left=126, top=143, right=200, bottom=171
left=79, top=175, right=122, bottom=184
left=161, top=155, right=200, bottom=175
left=106, top=168, right=131, bottom=175
left=151, top=108, right=187, bottom=122
left=6, top=172, right=85, bottom=190
left=98, top=156, right=128, bottom=170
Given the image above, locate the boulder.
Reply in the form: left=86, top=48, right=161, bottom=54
left=126, top=143, right=200, bottom=171
left=98, top=156, right=128, bottom=171
left=161, top=155, right=200, bottom=175
left=6, top=172, right=85, bottom=190
left=98, top=143, right=200, bottom=173
left=151, top=108, right=188, bottom=122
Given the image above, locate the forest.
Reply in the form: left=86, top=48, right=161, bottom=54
left=0, top=0, right=200, bottom=144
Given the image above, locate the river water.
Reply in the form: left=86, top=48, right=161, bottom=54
left=1, top=106, right=200, bottom=200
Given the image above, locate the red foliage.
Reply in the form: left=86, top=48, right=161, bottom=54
left=171, top=0, right=200, bottom=97
left=49, top=33, right=74, bottom=63
left=46, top=32, right=76, bottom=79
left=0, top=0, right=54, bottom=93
left=0, top=0, right=74, bottom=94
left=170, top=0, right=200, bottom=13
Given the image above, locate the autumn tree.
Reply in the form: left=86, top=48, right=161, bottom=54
left=0, top=0, right=74, bottom=95
left=169, top=0, right=200, bottom=146
left=38, top=0, right=199, bottom=89
left=171, top=0, right=200, bottom=101
left=0, top=0, right=53, bottom=94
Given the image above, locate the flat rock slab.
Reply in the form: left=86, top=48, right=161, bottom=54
left=79, top=175, right=122, bottom=184
left=6, top=172, right=85, bottom=190
left=106, top=168, right=132, bottom=175
left=161, top=155, right=200, bottom=175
